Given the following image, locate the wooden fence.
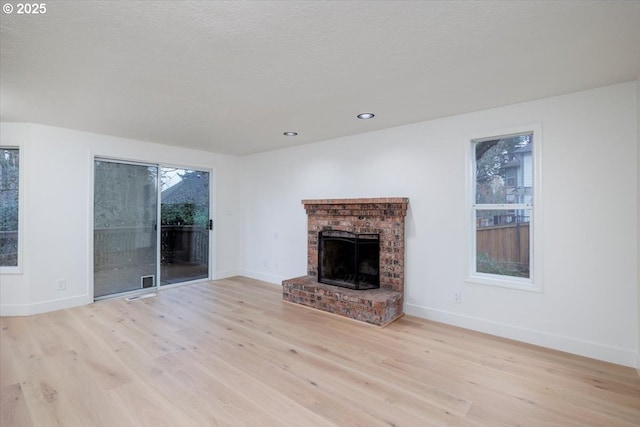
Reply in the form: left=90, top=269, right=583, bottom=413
left=476, top=222, right=529, bottom=274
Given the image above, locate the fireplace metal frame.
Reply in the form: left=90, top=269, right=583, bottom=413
left=317, top=230, right=380, bottom=290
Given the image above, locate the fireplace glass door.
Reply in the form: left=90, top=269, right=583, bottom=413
left=318, top=230, right=379, bottom=290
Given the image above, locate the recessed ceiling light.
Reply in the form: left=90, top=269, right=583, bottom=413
left=283, top=131, right=298, bottom=136
left=357, top=113, right=375, bottom=119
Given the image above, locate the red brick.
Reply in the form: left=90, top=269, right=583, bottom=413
left=286, top=198, right=408, bottom=323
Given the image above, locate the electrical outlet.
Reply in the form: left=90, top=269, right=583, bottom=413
left=453, top=290, right=461, bottom=304
left=57, top=279, right=67, bottom=291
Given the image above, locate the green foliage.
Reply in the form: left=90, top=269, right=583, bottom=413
left=0, top=249, right=17, bottom=266
left=161, top=203, right=208, bottom=226
left=95, top=163, right=209, bottom=229
left=160, top=170, right=209, bottom=226
left=476, top=252, right=528, bottom=278
left=0, top=149, right=19, bottom=232
left=0, top=149, right=19, bottom=266
left=94, top=161, right=158, bottom=228
left=0, top=190, right=18, bottom=231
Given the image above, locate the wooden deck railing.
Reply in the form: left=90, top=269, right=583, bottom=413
left=94, top=225, right=208, bottom=272
left=160, top=225, right=209, bottom=265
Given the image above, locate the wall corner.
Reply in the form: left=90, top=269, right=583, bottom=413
left=636, top=75, right=640, bottom=373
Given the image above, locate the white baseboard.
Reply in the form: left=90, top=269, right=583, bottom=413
left=0, top=303, right=31, bottom=317
left=405, top=303, right=637, bottom=368
left=214, top=269, right=242, bottom=280
left=240, top=269, right=287, bottom=286
left=1, top=294, right=91, bottom=317
left=29, top=294, right=91, bottom=315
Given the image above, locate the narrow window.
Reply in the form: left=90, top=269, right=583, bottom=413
left=472, top=132, right=534, bottom=284
left=0, top=148, right=19, bottom=267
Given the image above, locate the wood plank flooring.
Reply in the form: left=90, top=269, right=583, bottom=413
left=1, top=276, right=639, bottom=426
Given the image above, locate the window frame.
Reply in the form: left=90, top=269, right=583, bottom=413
left=465, top=124, right=543, bottom=292
left=0, top=145, right=23, bottom=274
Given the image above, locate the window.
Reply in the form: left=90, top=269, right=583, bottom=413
left=469, top=128, right=539, bottom=289
left=0, top=148, right=20, bottom=268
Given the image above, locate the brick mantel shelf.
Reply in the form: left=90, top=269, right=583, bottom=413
left=282, top=197, right=409, bottom=326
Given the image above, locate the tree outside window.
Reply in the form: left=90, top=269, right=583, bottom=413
left=0, top=148, right=19, bottom=267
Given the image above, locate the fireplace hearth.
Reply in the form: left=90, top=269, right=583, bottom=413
left=318, top=230, right=379, bottom=290
left=282, top=198, right=409, bottom=326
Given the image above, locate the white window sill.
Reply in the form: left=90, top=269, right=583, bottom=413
left=465, top=274, right=542, bottom=293
left=0, top=267, right=23, bottom=275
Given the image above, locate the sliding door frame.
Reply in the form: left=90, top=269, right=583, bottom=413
left=90, top=155, right=215, bottom=301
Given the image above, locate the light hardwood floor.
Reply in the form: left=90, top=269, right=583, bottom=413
left=1, top=277, right=639, bottom=426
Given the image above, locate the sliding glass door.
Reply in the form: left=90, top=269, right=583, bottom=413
left=94, top=160, right=158, bottom=298
left=160, top=168, right=210, bottom=285
left=94, top=160, right=211, bottom=299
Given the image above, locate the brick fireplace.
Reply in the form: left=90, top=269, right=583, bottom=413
left=282, top=197, right=409, bottom=326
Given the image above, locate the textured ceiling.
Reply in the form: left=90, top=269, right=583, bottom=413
left=1, top=1, right=640, bottom=155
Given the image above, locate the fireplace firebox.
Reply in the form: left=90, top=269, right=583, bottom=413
left=318, top=230, right=380, bottom=290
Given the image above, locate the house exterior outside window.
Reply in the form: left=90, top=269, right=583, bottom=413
left=467, top=125, right=542, bottom=291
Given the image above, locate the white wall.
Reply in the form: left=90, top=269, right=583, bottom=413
left=240, top=81, right=638, bottom=367
left=0, top=123, right=242, bottom=316
left=637, top=74, right=640, bottom=373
